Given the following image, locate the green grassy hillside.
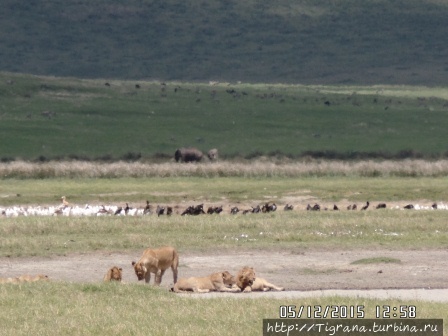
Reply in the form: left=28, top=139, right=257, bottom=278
left=0, top=72, right=447, bottom=161
left=1, top=0, right=448, bottom=85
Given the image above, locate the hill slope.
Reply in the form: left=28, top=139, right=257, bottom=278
left=1, top=0, right=448, bottom=85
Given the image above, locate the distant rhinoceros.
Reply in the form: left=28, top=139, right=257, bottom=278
left=174, top=147, right=204, bottom=162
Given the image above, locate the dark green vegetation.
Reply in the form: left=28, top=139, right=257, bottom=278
left=1, top=72, right=448, bottom=161
left=1, top=0, right=448, bottom=85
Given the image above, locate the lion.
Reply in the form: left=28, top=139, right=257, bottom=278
left=236, top=266, right=284, bottom=292
left=17, top=275, right=34, bottom=282
left=250, top=277, right=284, bottom=292
left=0, top=277, right=19, bottom=284
left=236, top=266, right=256, bottom=293
left=17, top=274, right=49, bottom=282
left=172, top=271, right=240, bottom=293
left=34, top=274, right=50, bottom=282
left=131, top=246, right=179, bottom=285
left=0, top=274, right=49, bottom=284
left=103, top=266, right=123, bottom=282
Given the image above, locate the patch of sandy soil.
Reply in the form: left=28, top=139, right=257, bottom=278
left=1, top=249, right=447, bottom=302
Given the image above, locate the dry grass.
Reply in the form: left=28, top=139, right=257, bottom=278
left=1, top=210, right=447, bottom=257
left=1, top=168, right=447, bottom=335
left=2, top=159, right=448, bottom=179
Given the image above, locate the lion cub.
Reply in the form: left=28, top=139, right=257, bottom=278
left=103, top=266, right=123, bottom=282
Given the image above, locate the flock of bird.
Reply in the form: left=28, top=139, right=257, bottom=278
left=305, top=201, right=445, bottom=211
left=0, top=196, right=447, bottom=218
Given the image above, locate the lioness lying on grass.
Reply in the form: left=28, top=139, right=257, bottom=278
left=172, top=271, right=240, bottom=293
left=0, top=274, right=49, bottom=284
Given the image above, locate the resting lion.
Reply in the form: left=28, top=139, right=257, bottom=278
left=250, top=277, right=284, bottom=292
left=172, top=271, right=240, bottom=293
left=131, top=246, right=179, bottom=285
left=236, top=266, right=256, bottom=293
left=103, top=266, right=123, bottom=282
left=0, top=274, right=49, bottom=284
left=18, top=274, right=49, bottom=282
left=0, top=277, right=20, bottom=284
left=236, top=266, right=284, bottom=292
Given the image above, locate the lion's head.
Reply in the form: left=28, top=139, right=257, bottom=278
left=221, top=271, right=237, bottom=287
left=17, top=274, right=49, bottom=282
left=32, top=274, right=49, bottom=282
left=104, top=266, right=123, bottom=282
left=131, top=261, right=147, bottom=281
left=236, top=266, right=256, bottom=291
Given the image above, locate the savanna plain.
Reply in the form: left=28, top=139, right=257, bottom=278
left=1, top=171, right=448, bottom=335
left=1, top=72, right=448, bottom=335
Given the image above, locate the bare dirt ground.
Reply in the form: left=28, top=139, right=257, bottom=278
left=1, top=249, right=448, bottom=301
